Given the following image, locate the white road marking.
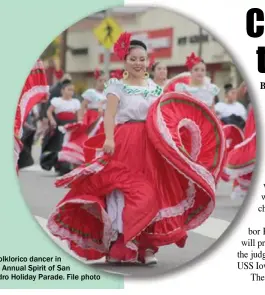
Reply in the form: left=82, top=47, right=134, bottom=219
left=101, top=270, right=131, bottom=276
left=191, top=217, right=230, bottom=239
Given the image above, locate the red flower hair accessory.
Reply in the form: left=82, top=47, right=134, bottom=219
left=110, top=69, right=123, bottom=79
left=54, top=69, right=64, bottom=80
left=94, top=68, right=101, bottom=80
left=114, top=32, right=131, bottom=60
left=185, top=52, right=202, bottom=70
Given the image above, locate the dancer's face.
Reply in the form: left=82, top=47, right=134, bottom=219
left=153, top=63, right=168, bottom=80
left=125, top=47, right=148, bottom=79
left=191, top=62, right=206, bottom=84
left=226, top=89, right=237, bottom=103
left=96, top=75, right=107, bottom=91
left=62, top=84, right=74, bottom=99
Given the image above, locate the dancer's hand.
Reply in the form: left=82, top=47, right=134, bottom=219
left=98, top=107, right=104, bottom=116
left=103, top=138, right=115, bottom=155
left=50, top=119, right=57, bottom=129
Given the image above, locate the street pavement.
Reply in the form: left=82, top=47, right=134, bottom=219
left=18, top=144, right=245, bottom=278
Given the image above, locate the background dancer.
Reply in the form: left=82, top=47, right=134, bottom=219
left=18, top=111, right=39, bottom=169
left=14, top=59, right=49, bottom=172
left=221, top=84, right=256, bottom=200
left=57, top=70, right=107, bottom=167
left=164, top=52, right=220, bottom=110
left=40, top=80, right=81, bottom=175
left=215, top=83, right=247, bottom=129
left=151, top=61, right=168, bottom=88
left=80, top=69, right=107, bottom=128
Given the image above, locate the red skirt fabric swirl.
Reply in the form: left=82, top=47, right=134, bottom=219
left=164, top=72, right=190, bottom=93
left=58, top=115, right=104, bottom=166
left=222, top=107, right=256, bottom=198
left=47, top=92, right=226, bottom=262
left=83, top=109, right=100, bottom=128
left=14, top=59, right=49, bottom=172
left=222, top=124, right=244, bottom=154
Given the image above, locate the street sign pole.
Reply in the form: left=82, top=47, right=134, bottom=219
left=93, top=11, right=122, bottom=78
left=104, top=10, right=111, bottom=78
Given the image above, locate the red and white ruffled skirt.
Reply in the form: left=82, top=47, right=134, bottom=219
left=14, top=59, right=49, bottom=171
left=222, top=124, right=244, bottom=154
left=58, top=111, right=104, bottom=166
left=14, top=135, right=23, bottom=173
left=222, top=132, right=256, bottom=199
left=47, top=92, right=226, bottom=262
left=222, top=107, right=256, bottom=199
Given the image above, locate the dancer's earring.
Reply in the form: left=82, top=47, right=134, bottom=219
left=144, top=71, right=149, bottom=79
left=123, top=71, right=129, bottom=80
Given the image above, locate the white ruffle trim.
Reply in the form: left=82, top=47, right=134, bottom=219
left=58, top=152, right=85, bottom=165
left=223, top=164, right=255, bottom=179
left=88, top=117, right=104, bottom=138
left=47, top=199, right=113, bottom=252
left=156, top=95, right=216, bottom=193
left=19, top=85, right=49, bottom=135
left=231, top=186, right=248, bottom=200
left=178, top=118, right=202, bottom=161
left=47, top=198, right=139, bottom=262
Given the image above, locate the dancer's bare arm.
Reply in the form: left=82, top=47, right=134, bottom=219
left=103, top=94, right=119, bottom=154
left=47, top=105, right=57, bottom=128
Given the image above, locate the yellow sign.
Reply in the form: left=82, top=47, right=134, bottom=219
left=93, top=17, right=122, bottom=49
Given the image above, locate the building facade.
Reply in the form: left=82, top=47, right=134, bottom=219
left=64, top=7, right=240, bottom=98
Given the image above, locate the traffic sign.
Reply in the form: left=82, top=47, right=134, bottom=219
left=93, top=17, right=122, bottom=49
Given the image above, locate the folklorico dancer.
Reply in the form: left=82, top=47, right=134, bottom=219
left=222, top=85, right=256, bottom=200
left=164, top=52, right=220, bottom=110
left=150, top=59, right=169, bottom=89
left=164, top=54, right=247, bottom=169
left=14, top=59, right=49, bottom=173
left=57, top=70, right=107, bottom=167
left=216, top=83, right=247, bottom=155
left=40, top=80, right=81, bottom=176
left=80, top=69, right=107, bottom=128
left=18, top=109, right=39, bottom=170
left=164, top=52, right=227, bottom=182
left=47, top=32, right=226, bottom=265
left=215, top=83, right=247, bottom=129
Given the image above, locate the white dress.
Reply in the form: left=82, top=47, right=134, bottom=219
left=103, top=78, right=163, bottom=237
left=175, top=81, right=220, bottom=107
left=215, top=101, right=247, bottom=120
left=50, top=97, right=81, bottom=115
left=81, top=88, right=106, bottom=109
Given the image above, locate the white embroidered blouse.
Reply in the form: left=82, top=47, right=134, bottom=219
left=51, top=97, right=81, bottom=114
left=175, top=80, right=220, bottom=107
left=81, top=88, right=106, bottom=109
left=104, top=78, right=163, bottom=124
